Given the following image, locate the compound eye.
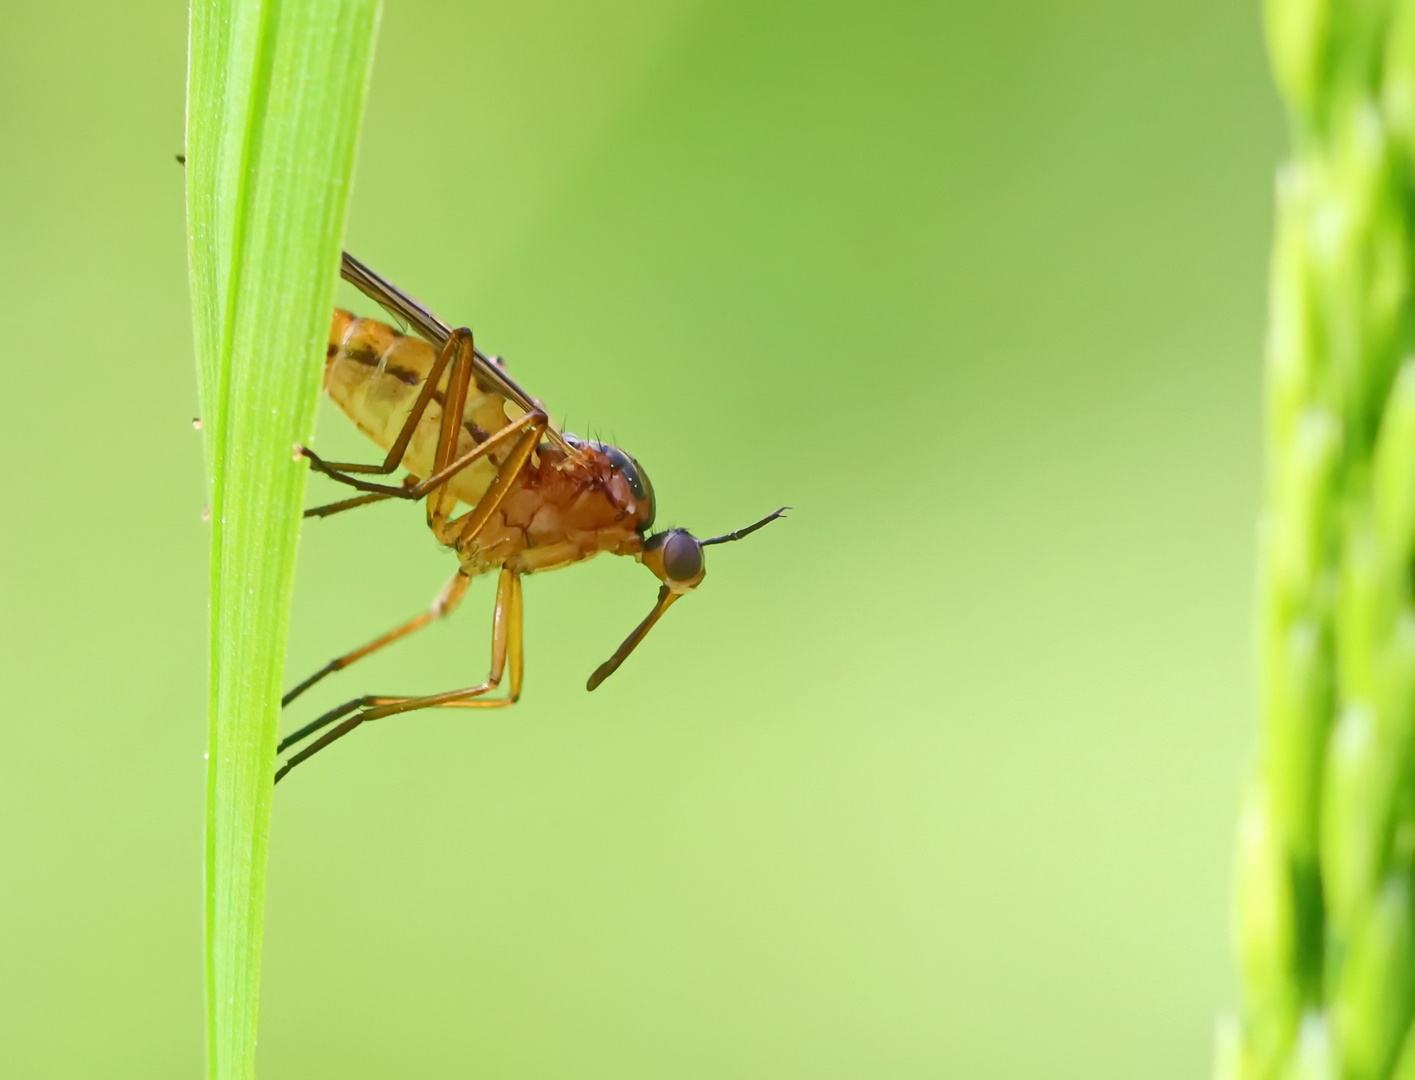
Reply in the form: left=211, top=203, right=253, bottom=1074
left=662, top=531, right=703, bottom=582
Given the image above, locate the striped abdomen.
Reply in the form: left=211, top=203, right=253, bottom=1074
left=324, top=309, right=518, bottom=508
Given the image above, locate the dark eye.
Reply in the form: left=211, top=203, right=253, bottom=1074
left=662, top=531, right=703, bottom=581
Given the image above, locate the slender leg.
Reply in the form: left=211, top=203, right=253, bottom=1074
left=275, top=568, right=524, bottom=783
left=303, top=475, right=420, bottom=520
left=507, top=571, right=524, bottom=698
left=300, top=327, right=475, bottom=498
left=304, top=490, right=395, bottom=519
left=281, top=571, right=471, bottom=709
left=417, top=409, right=543, bottom=519
left=315, top=327, right=471, bottom=476
left=429, top=421, right=545, bottom=544
left=302, top=408, right=545, bottom=504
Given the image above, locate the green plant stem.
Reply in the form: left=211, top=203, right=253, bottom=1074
left=186, top=1, right=380, bottom=1077
left=1222, top=2, right=1415, bottom=1078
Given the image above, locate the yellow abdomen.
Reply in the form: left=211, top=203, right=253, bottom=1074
left=324, top=310, right=517, bottom=508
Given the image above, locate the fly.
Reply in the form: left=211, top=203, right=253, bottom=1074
left=275, top=252, right=786, bottom=782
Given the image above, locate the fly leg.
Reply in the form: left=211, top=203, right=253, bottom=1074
left=308, top=326, right=472, bottom=478
left=305, top=491, right=395, bottom=518
left=303, top=475, right=418, bottom=520
left=301, top=407, right=546, bottom=507
left=275, top=568, right=523, bottom=783
left=426, top=415, right=546, bottom=544
left=281, top=571, right=471, bottom=709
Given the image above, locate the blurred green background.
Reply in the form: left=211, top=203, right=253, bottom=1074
left=0, top=0, right=1279, bottom=1076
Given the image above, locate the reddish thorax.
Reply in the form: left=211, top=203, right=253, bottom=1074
left=461, top=442, right=650, bottom=576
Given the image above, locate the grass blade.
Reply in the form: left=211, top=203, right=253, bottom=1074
left=186, top=1, right=381, bottom=1077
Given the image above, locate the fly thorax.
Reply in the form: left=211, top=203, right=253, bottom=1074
left=561, top=434, right=656, bottom=535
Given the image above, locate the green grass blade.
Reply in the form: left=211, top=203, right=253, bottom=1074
left=185, top=1, right=381, bottom=1078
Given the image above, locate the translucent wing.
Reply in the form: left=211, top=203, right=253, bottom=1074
left=341, top=251, right=544, bottom=425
